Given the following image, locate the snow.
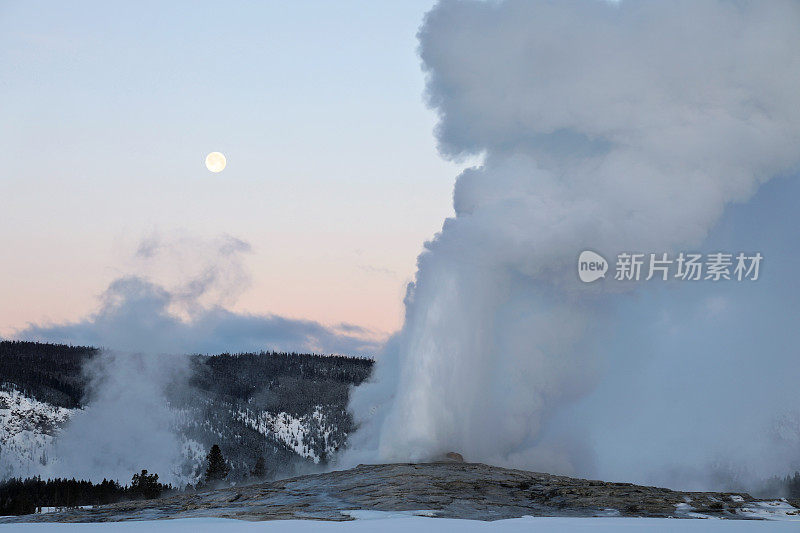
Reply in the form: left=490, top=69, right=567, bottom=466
left=0, top=388, right=75, bottom=478
left=172, top=438, right=206, bottom=485
left=675, top=498, right=800, bottom=521
left=674, top=502, right=719, bottom=519
left=736, top=499, right=800, bottom=521
left=3, top=515, right=800, bottom=532
left=38, top=506, right=92, bottom=515
left=0, top=386, right=337, bottom=484
left=0, top=386, right=211, bottom=487
left=235, top=405, right=336, bottom=463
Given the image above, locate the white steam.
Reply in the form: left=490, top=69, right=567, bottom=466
left=17, top=234, right=379, bottom=484
left=46, top=350, right=190, bottom=485
left=346, top=0, right=800, bottom=482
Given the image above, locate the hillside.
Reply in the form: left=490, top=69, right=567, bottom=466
left=0, top=341, right=373, bottom=483
left=0, top=341, right=96, bottom=409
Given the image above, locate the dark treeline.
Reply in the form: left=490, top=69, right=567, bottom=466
left=189, top=350, right=374, bottom=415
left=0, top=341, right=374, bottom=412
left=192, top=350, right=373, bottom=394
left=760, top=472, right=800, bottom=500
left=0, top=341, right=96, bottom=408
left=0, top=444, right=237, bottom=516
left=0, top=470, right=172, bottom=516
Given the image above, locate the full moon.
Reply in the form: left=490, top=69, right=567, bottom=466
left=205, top=152, right=226, bottom=173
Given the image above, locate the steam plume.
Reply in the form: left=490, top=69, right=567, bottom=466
left=15, top=234, right=379, bottom=483
left=346, top=0, right=800, bottom=485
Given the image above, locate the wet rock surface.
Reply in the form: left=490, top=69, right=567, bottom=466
left=2, top=462, right=798, bottom=523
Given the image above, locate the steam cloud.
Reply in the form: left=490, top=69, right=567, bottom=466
left=346, top=0, right=800, bottom=488
left=45, top=350, right=191, bottom=485
left=22, top=234, right=379, bottom=356
left=16, top=234, right=379, bottom=484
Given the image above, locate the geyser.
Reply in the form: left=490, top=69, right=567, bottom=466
left=345, top=0, right=800, bottom=487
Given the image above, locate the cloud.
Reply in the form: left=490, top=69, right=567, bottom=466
left=17, top=234, right=379, bottom=356
left=358, top=265, right=397, bottom=277
left=10, top=233, right=379, bottom=485
left=19, top=276, right=378, bottom=356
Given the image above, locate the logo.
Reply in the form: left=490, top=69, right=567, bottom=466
left=578, top=250, right=608, bottom=283
left=577, top=250, right=762, bottom=283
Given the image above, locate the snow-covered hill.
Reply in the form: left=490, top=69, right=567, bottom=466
left=234, top=405, right=342, bottom=464
left=0, top=342, right=372, bottom=485
left=0, top=388, right=75, bottom=479
left=0, top=386, right=350, bottom=486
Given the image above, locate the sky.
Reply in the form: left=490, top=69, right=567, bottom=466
left=0, top=0, right=469, bottom=339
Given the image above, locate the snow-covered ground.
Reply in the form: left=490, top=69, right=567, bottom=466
left=736, top=499, right=800, bottom=521
left=2, top=513, right=800, bottom=532
left=37, top=506, right=93, bottom=515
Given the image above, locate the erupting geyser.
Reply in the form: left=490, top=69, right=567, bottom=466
left=344, top=0, right=800, bottom=486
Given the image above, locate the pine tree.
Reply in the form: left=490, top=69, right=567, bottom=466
left=250, top=456, right=266, bottom=479
left=204, top=445, right=230, bottom=483
left=130, top=470, right=163, bottom=500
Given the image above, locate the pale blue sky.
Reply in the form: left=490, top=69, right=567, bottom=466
left=0, top=1, right=470, bottom=335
